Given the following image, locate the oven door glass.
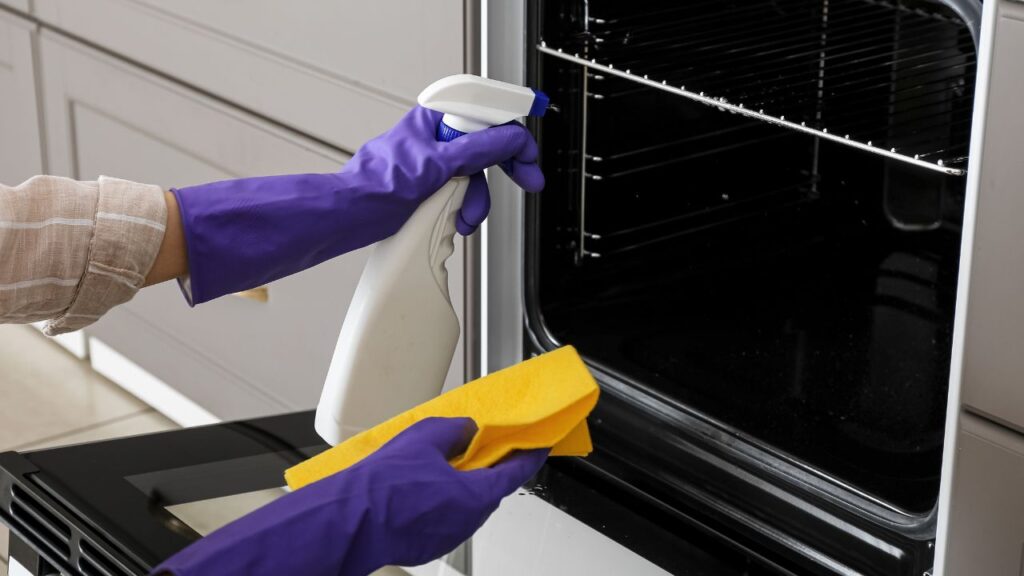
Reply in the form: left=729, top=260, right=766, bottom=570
left=525, top=0, right=976, bottom=573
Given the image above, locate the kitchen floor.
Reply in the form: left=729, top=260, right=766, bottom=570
left=0, top=324, right=179, bottom=576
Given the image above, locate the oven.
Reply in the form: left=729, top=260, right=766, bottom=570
left=480, top=0, right=991, bottom=574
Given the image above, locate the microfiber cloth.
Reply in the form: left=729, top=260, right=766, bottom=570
left=285, top=345, right=599, bottom=490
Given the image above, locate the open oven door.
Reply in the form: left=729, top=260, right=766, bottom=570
left=934, top=0, right=1024, bottom=574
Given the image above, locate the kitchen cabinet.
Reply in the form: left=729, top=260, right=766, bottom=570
left=945, top=414, right=1024, bottom=575
left=0, top=9, right=42, bottom=186
left=0, top=1, right=29, bottom=14
left=934, top=1, right=1024, bottom=573
left=32, top=0, right=466, bottom=152
left=37, top=31, right=465, bottom=419
left=957, top=1, right=1024, bottom=433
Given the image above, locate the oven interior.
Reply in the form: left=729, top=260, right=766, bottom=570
left=529, top=0, right=977, bottom=527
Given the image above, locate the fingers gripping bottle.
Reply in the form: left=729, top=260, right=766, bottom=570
left=315, top=75, right=550, bottom=445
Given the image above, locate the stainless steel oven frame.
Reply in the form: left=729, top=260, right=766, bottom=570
left=481, top=1, right=1024, bottom=574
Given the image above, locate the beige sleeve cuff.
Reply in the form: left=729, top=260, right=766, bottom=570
left=44, top=176, right=167, bottom=335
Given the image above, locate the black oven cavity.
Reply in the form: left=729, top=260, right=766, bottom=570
left=526, top=0, right=978, bottom=574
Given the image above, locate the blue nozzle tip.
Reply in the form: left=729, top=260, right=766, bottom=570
left=529, top=89, right=550, bottom=118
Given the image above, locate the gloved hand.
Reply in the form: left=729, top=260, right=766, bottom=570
left=152, top=417, right=548, bottom=576
left=172, top=106, right=544, bottom=305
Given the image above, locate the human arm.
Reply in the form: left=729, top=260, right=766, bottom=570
left=152, top=417, right=548, bottom=576
left=143, top=191, right=188, bottom=286
left=0, top=175, right=167, bottom=334
left=0, top=106, right=543, bottom=328
left=170, top=105, right=543, bottom=305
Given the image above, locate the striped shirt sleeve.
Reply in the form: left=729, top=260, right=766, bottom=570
left=0, top=175, right=167, bottom=335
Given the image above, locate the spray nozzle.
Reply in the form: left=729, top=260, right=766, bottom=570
left=418, top=74, right=549, bottom=142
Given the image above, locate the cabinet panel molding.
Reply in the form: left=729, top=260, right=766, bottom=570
left=945, top=414, right=1024, bottom=575
left=0, top=10, right=42, bottom=185
left=33, top=0, right=465, bottom=153
left=0, top=1, right=31, bottom=14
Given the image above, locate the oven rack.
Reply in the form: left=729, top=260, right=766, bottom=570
left=538, top=43, right=968, bottom=177
left=536, top=0, right=977, bottom=176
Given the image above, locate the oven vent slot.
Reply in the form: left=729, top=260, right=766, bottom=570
left=539, top=0, right=977, bottom=176
left=10, top=484, right=72, bottom=561
left=80, top=540, right=132, bottom=576
left=79, top=556, right=109, bottom=576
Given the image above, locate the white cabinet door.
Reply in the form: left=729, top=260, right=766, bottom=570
left=944, top=415, right=1024, bottom=576
left=936, top=0, right=1024, bottom=573
left=955, top=0, right=1024, bottom=433
left=0, top=1, right=30, bottom=14
left=0, top=10, right=42, bottom=185
left=37, top=31, right=465, bottom=419
left=33, top=0, right=467, bottom=152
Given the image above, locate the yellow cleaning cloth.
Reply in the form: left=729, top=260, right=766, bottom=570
left=286, top=346, right=599, bottom=490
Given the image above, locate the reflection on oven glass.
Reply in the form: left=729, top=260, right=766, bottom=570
left=165, top=488, right=285, bottom=536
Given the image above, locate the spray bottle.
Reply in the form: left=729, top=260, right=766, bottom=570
left=315, top=75, right=550, bottom=445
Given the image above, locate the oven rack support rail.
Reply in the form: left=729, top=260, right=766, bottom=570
left=537, top=42, right=966, bottom=177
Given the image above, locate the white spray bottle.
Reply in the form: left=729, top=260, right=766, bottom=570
left=315, top=74, right=550, bottom=445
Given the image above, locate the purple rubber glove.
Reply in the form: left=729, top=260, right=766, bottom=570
left=172, top=106, right=544, bottom=305
left=152, top=418, right=548, bottom=576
